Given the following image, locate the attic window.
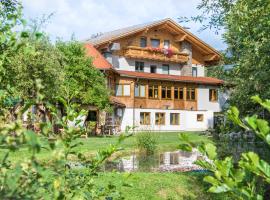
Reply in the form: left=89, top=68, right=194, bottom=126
left=140, top=37, right=147, bottom=48
left=151, top=39, right=160, bottom=48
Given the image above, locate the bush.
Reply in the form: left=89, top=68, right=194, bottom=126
left=136, top=132, right=157, bottom=155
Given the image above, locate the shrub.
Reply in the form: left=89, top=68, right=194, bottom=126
left=136, top=131, right=157, bottom=155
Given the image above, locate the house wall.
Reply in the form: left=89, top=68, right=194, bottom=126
left=120, top=108, right=214, bottom=131
left=197, top=85, right=221, bottom=112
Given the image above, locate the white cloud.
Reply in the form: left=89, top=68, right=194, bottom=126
left=21, top=0, right=226, bottom=49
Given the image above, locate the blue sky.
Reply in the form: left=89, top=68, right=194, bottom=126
left=21, top=0, right=226, bottom=50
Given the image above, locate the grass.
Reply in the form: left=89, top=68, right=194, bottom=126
left=93, top=172, right=229, bottom=200
left=0, top=132, right=212, bottom=161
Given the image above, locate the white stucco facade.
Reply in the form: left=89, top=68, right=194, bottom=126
left=118, top=108, right=214, bottom=132
left=197, top=85, right=221, bottom=112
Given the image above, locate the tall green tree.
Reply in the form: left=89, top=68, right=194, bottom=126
left=192, top=0, right=270, bottom=115
left=57, top=40, right=110, bottom=110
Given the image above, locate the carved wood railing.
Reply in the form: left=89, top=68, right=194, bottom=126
left=123, top=46, right=189, bottom=63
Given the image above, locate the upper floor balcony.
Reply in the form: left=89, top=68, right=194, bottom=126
left=123, top=46, right=189, bottom=64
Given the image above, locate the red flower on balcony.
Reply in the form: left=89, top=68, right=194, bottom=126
left=147, top=47, right=175, bottom=58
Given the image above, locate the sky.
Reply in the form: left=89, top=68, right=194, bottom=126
left=21, top=0, right=226, bottom=50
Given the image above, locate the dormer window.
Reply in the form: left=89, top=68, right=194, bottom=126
left=140, top=37, right=147, bottom=48
left=151, top=39, right=160, bottom=48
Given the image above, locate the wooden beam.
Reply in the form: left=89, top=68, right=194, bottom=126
left=175, top=34, right=187, bottom=42
left=204, top=54, right=218, bottom=61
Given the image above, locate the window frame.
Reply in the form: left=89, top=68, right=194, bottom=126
left=115, top=84, right=131, bottom=97
left=186, top=87, right=196, bottom=101
left=135, top=61, right=144, bottom=72
left=140, top=112, right=151, bottom=125
left=164, top=40, right=170, bottom=48
left=209, top=89, right=218, bottom=102
left=150, top=65, right=157, bottom=73
left=162, top=64, right=170, bottom=75
left=161, top=86, right=172, bottom=99
left=197, top=114, right=204, bottom=122
left=155, top=112, right=165, bottom=125
left=170, top=113, right=180, bottom=125
left=150, top=38, right=160, bottom=48
left=135, top=84, right=146, bottom=98
left=148, top=85, right=159, bottom=99
left=174, top=87, right=184, bottom=100
left=192, top=67, right=198, bottom=77
left=140, top=37, right=147, bottom=48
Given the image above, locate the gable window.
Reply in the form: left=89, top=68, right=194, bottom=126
left=155, top=112, right=165, bottom=125
left=140, top=37, right=147, bottom=48
left=151, top=39, right=160, bottom=48
left=162, top=64, right=169, bottom=74
left=135, top=84, right=146, bottom=97
left=170, top=113, right=180, bottom=125
left=161, top=86, right=172, bottom=99
left=149, top=85, right=159, bottom=99
left=140, top=112, right=150, bottom=125
left=135, top=61, right=144, bottom=72
left=209, top=89, right=218, bottom=102
left=164, top=40, right=170, bottom=49
left=115, top=84, right=130, bottom=96
left=192, top=67, right=198, bottom=77
left=186, top=88, right=196, bottom=100
left=174, top=87, right=184, bottom=100
left=197, top=114, right=204, bottom=122
left=150, top=65, right=157, bottom=73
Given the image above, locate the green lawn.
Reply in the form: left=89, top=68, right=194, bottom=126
left=94, top=172, right=229, bottom=200
left=1, top=132, right=212, bottom=161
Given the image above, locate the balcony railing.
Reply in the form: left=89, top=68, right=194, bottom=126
left=123, top=46, right=189, bottom=63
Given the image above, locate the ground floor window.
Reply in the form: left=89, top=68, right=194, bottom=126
left=155, top=112, right=165, bottom=125
left=209, top=89, right=218, bottom=102
left=197, top=114, right=204, bottom=122
left=140, top=112, right=150, bottom=125
left=170, top=113, right=180, bottom=125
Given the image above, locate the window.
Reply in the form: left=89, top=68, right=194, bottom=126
left=162, top=64, right=169, bottom=74
left=148, top=85, right=159, bottom=99
left=115, top=84, right=130, bottom=96
left=135, top=61, right=144, bottom=72
left=155, top=113, right=165, bottom=125
left=174, top=87, right=184, bottom=100
left=150, top=65, right=157, bottom=73
left=192, top=67, right=197, bottom=77
left=140, top=112, right=150, bottom=125
left=140, top=37, right=147, bottom=47
left=135, top=85, right=146, bottom=97
left=170, top=113, right=180, bottom=125
left=209, top=89, right=218, bottom=102
left=164, top=40, right=170, bottom=48
left=151, top=39, right=160, bottom=47
left=186, top=88, right=196, bottom=100
left=197, top=114, right=204, bottom=122
left=161, top=86, right=172, bottom=99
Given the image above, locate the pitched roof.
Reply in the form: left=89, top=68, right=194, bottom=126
left=115, top=70, right=224, bottom=85
left=84, top=44, right=112, bottom=69
left=85, top=18, right=221, bottom=58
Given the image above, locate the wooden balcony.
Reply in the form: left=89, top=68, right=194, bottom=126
left=123, top=46, right=189, bottom=63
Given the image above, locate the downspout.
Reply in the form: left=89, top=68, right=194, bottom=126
left=133, top=78, right=139, bottom=133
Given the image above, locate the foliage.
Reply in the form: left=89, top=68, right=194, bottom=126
left=179, top=96, right=270, bottom=199
left=136, top=131, right=158, bottom=155
left=0, top=84, right=128, bottom=199
left=56, top=40, right=110, bottom=110
left=189, top=0, right=270, bottom=116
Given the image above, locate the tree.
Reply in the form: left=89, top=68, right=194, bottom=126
left=56, top=40, right=110, bottom=110
left=191, top=0, right=270, bottom=116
